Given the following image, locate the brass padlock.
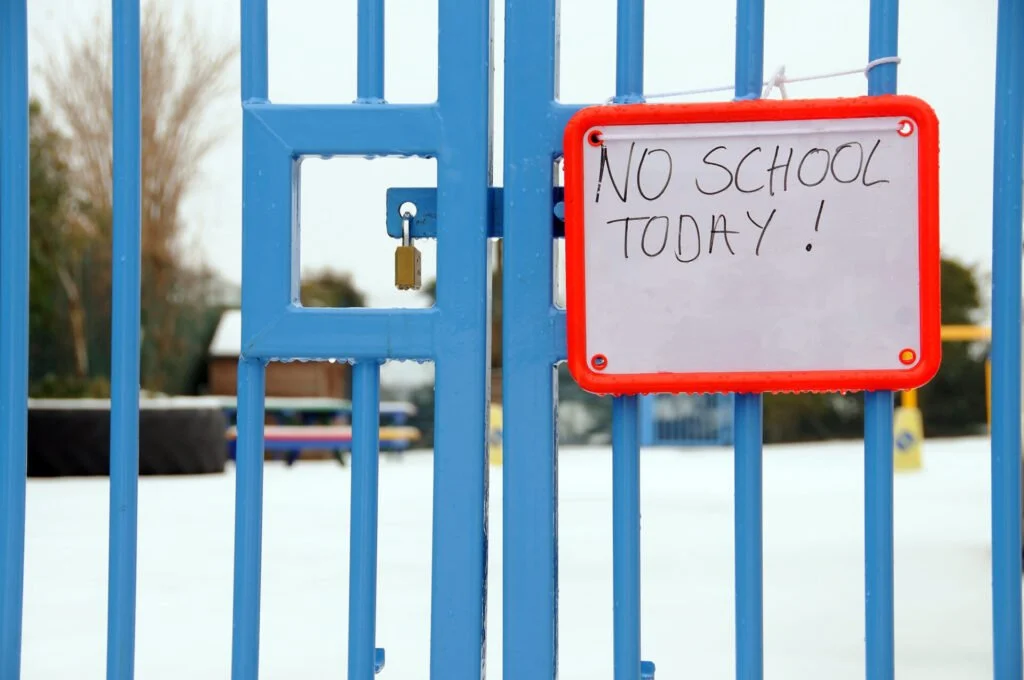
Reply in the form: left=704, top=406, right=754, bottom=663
left=395, top=211, right=422, bottom=290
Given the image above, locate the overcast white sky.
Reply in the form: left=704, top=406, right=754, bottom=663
left=26, top=0, right=1000, bottom=383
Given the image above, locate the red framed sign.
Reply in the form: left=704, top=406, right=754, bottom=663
left=561, top=95, right=941, bottom=395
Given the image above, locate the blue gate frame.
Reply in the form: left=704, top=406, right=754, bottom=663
left=231, top=1, right=494, bottom=678
left=0, top=1, right=1022, bottom=679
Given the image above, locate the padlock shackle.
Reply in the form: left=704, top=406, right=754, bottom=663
left=400, top=211, right=413, bottom=246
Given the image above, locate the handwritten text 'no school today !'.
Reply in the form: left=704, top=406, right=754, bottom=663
left=591, top=138, right=891, bottom=261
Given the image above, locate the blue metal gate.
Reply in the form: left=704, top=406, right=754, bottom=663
left=233, top=1, right=494, bottom=678
left=1, top=1, right=1022, bottom=679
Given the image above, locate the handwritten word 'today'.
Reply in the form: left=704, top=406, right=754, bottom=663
left=592, top=139, right=890, bottom=260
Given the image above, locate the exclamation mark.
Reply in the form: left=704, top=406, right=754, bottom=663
left=805, top=199, right=825, bottom=252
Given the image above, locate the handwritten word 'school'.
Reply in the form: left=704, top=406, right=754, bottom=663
left=592, top=139, right=888, bottom=261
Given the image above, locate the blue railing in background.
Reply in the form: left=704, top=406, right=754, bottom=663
left=0, top=1, right=1020, bottom=680
left=639, top=394, right=735, bottom=447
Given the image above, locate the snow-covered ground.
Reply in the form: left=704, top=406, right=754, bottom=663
left=19, top=436, right=1009, bottom=678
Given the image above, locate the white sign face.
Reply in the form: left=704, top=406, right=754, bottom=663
left=562, top=97, right=940, bottom=395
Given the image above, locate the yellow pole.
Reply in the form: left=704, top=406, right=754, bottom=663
left=985, top=358, right=992, bottom=432
left=892, top=324, right=990, bottom=472
left=489, top=402, right=503, bottom=465
left=941, top=325, right=992, bottom=342
left=902, top=388, right=918, bottom=409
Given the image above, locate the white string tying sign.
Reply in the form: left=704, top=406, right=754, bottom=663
left=602, top=56, right=902, bottom=103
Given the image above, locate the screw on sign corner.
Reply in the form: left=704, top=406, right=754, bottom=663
left=898, top=348, right=917, bottom=365
left=590, top=354, right=608, bottom=371
left=587, top=129, right=603, bottom=147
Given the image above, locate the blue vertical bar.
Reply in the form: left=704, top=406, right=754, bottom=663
left=733, top=0, right=765, bottom=677
left=501, top=0, right=560, bottom=675
left=615, top=0, right=644, bottom=103
left=612, top=2, right=644, bottom=677
left=357, top=0, right=385, bottom=102
left=430, top=0, right=492, bottom=677
left=0, top=0, right=29, bottom=676
left=348, top=361, right=382, bottom=679
left=612, top=396, right=641, bottom=680
left=864, top=2, right=898, bottom=678
left=240, top=0, right=268, bottom=102
left=863, top=391, right=894, bottom=677
left=614, top=0, right=644, bottom=104
left=733, top=398, right=763, bottom=680
left=107, top=1, right=143, bottom=678
left=990, top=0, right=1024, bottom=677
left=231, top=358, right=267, bottom=680
left=232, top=3, right=270, bottom=678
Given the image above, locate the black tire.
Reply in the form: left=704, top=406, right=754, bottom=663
left=27, top=398, right=228, bottom=477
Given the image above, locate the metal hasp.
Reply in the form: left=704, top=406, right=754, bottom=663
left=385, top=187, right=566, bottom=239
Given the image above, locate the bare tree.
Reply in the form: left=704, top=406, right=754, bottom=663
left=28, top=100, right=89, bottom=378
left=37, top=3, right=238, bottom=389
